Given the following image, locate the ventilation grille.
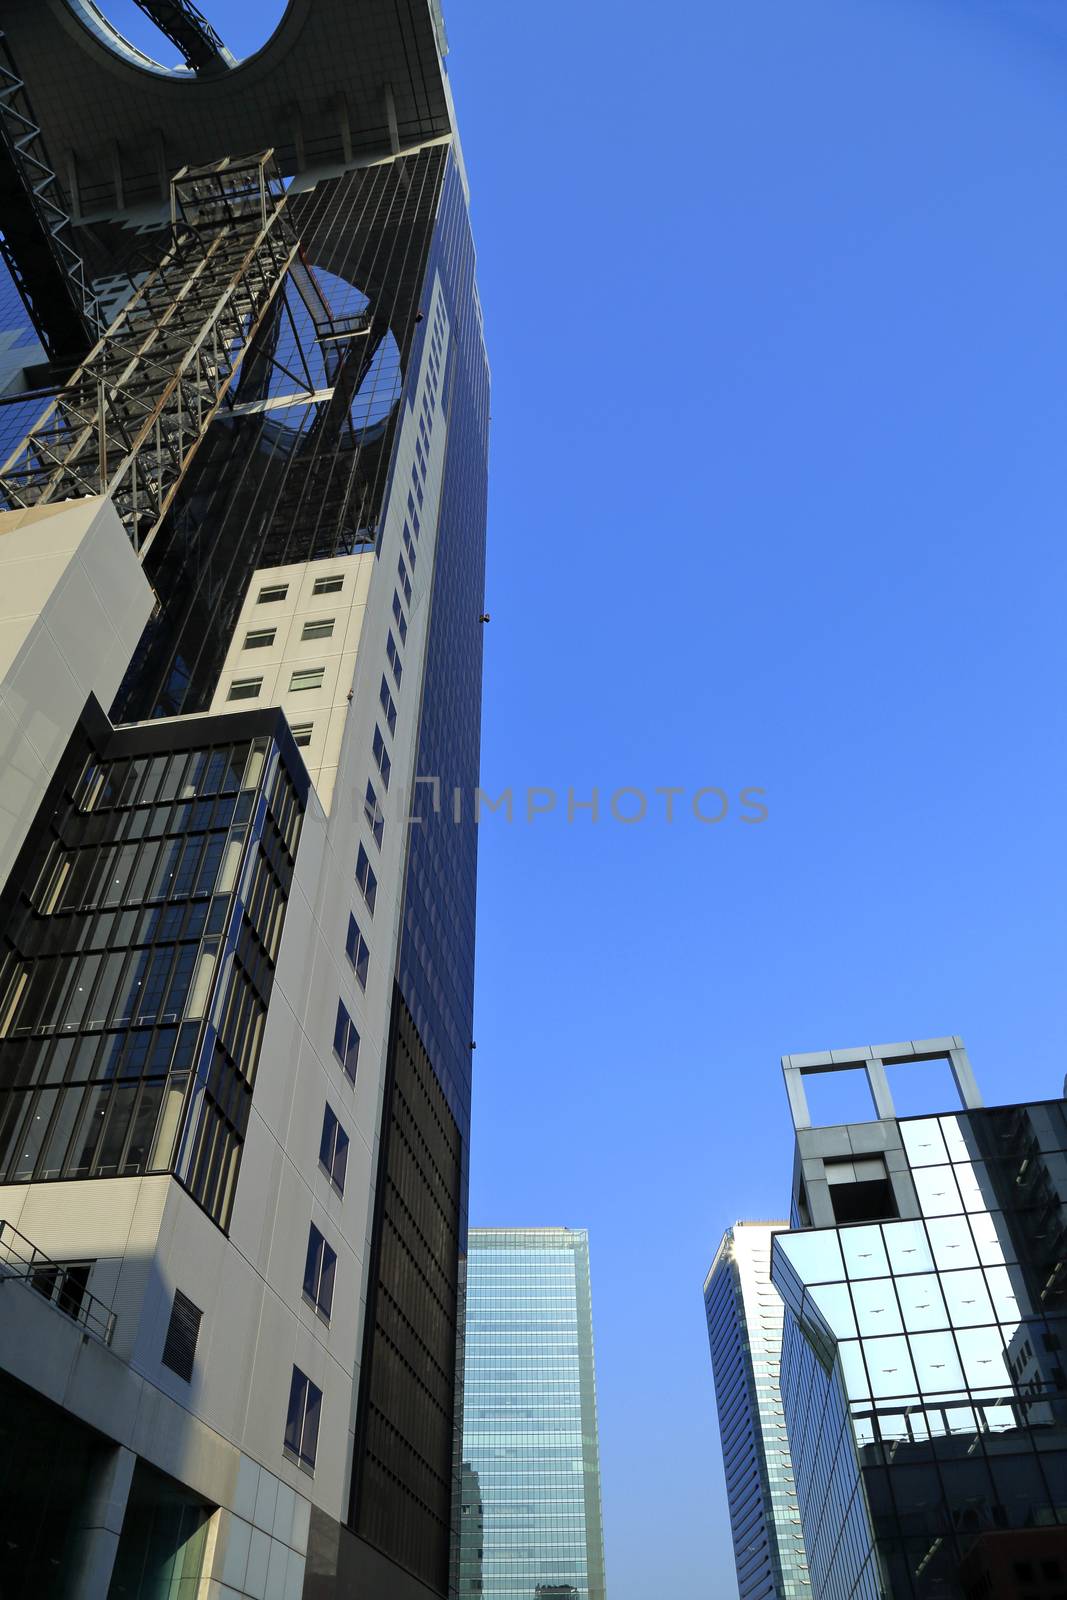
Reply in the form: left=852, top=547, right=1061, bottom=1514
left=161, top=1288, right=202, bottom=1382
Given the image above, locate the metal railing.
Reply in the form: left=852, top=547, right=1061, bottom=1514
left=0, top=1218, right=116, bottom=1347
left=0, top=150, right=299, bottom=556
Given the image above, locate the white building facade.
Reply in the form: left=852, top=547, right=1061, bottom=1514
left=0, top=5, right=489, bottom=1599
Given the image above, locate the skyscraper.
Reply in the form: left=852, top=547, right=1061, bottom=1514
left=770, top=1040, right=1067, bottom=1599
left=704, top=1222, right=812, bottom=1600
left=0, top=5, right=488, bottom=1597
left=459, top=1228, right=608, bottom=1600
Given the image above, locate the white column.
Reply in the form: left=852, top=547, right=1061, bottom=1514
left=69, top=1443, right=135, bottom=1600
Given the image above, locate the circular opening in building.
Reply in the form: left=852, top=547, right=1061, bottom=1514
left=258, top=267, right=404, bottom=443
left=66, top=1, right=290, bottom=76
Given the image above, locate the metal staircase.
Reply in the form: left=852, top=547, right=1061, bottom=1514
left=0, top=151, right=300, bottom=556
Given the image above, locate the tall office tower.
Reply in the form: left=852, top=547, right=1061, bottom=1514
left=704, top=1222, right=812, bottom=1600
left=769, top=1040, right=1067, bottom=1600
left=0, top=5, right=489, bottom=1599
left=458, top=1228, right=608, bottom=1600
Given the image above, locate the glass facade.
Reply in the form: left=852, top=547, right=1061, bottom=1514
left=96, top=148, right=451, bottom=724
left=350, top=147, right=490, bottom=1594
left=705, top=1223, right=812, bottom=1599
left=460, top=1228, right=607, bottom=1600
left=397, top=153, right=490, bottom=1138
left=350, top=996, right=463, bottom=1588
left=772, top=1098, right=1067, bottom=1598
left=0, top=708, right=304, bottom=1229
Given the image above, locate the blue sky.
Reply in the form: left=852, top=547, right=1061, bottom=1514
left=99, top=1, right=1067, bottom=1593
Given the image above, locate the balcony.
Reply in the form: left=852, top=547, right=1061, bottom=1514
left=0, top=1218, right=116, bottom=1346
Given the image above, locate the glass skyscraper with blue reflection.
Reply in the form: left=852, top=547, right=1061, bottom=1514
left=769, top=1040, right=1067, bottom=1600
left=705, top=1222, right=812, bottom=1599
left=459, top=1228, right=607, bottom=1600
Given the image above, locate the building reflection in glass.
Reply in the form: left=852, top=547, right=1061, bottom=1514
left=771, top=1054, right=1067, bottom=1599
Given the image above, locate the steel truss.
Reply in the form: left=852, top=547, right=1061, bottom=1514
left=132, top=0, right=235, bottom=74
left=0, top=151, right=299, bottom=556
left=0, top=31, right=99, bottom=361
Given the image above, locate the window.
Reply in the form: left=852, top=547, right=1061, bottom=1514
left=825, top=1156, right=897, bottom=1224
left=345, top=914, right=369, bottom=988
left=355, top=844, right=377, bottom=913
left=244, top=628, right=275, bottom=650
left=333, top=997, right=360, bottom=1082
left=398, top=559, right=412, bottom=606
left=379, top=678, right=397, bottom=736
left=303, top=1223, right=337, bottom=1320
left=319, top=1103, right=349, bottom=1192
left=372, top=727, right=391, bottom=790
left=312, top=574, right=344, bottom=596
left=386, top=632, right=402, bottom=687
left=284, top=1365, right=322, bottom=1471
left=227, top=676, right=262, bottom=702
left=257, top=584, right=288, bottom=604
left=301, top=618, right=335, bottom=641
left=290, top=723, right=313, bottom=749
left=31, top=1262, right=91, bottom=1324
left=289, top=667, right=325, bottom=693
left=392, top=593, right=408, bottom=645
left=364, top=781, right=384, bottom=848
left=161, top=1288, right=202, bottom=1382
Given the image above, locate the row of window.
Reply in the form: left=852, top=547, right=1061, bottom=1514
left=153, top=1258, right=329, bottom=1478
left=77, top=744, right=257, bottom=812
left=245, top=616, right=337, bottom=650
left=289, top=845, right=364, bottom=1462
left=231, top=571, right=357, bottom=707
left=293, top=427, right=419, bottom=1380
left=407, top=317, right=440, bottom=520
left=294, top=1104, right=343, bottom=1464
left=338, top=483, right=414, bottom=1006
left=258, top=573, right=345, bottom=605
left=286, top=335, right=442, bottom=1479
left=228, top=666, right=325, bottom=703
left=283, top=1100, right=352, bottom=1473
